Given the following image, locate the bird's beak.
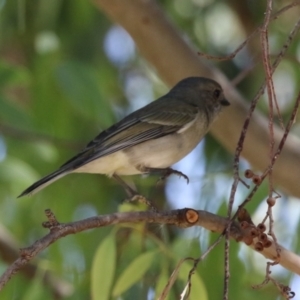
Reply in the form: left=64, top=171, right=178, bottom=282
left=221, top=99, right=230, bottom=106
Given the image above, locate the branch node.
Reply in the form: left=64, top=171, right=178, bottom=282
left=237, top=208, right=254, bottom=225
left=19, top=247, right=32, bottom=259
left=184, top=209, right=199, bottom=224
left=43, top=209, right=60, bottom=229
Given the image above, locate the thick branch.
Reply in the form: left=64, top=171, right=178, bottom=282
left=0, top=209, right=299, bottom=291
left=93, top=0, right=300, bottom=198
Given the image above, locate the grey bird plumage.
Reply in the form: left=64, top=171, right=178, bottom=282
left=18, top=77, right=230, bottom=197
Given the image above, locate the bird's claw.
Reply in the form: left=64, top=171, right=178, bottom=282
left=160, top=168, right=189, bottom=184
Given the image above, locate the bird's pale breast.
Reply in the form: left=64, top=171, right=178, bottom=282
left=122, top=112, right=208, bottom=173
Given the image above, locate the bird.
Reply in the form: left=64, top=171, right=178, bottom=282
left=18, top=77, right=230, bottom=197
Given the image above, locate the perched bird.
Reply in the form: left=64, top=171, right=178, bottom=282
left=18, top=77, right=230, bottom=197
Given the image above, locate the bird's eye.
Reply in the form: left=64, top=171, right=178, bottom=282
left=213, top=89, right=221, bottom=99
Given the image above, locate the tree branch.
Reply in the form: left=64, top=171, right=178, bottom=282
left=0, top=208, right=299, bottom=291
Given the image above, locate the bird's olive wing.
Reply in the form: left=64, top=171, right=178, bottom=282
left=60, top=101, right=198, bottom=170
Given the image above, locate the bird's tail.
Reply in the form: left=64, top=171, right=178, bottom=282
left=18, top=169, right=69, bottom=198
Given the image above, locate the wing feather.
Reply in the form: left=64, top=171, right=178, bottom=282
left=60, top=98, right=199, bottom=170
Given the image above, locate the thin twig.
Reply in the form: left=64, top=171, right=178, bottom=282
left=158, top=257, right=193, bottom=300
left=253, top=262, right=295, bottom=299
left=232, top=89, right=300, bottom=219
left=198, top=1, right=300, bottom=61
left=184, top=234, right=225, bottom=299
left=224, top=14, right=300, bottom=300
left=260, top=0, right=278, bottom=244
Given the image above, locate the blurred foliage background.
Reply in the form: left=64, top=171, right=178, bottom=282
left=0, top=0, right=300, bottom=299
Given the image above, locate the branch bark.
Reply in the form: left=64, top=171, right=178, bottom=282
left=93, top=0, right=300, bottom=198
left=1, top=208, right=299, bottom=291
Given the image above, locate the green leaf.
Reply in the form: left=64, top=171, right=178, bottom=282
left=112, top=250, right=157, bottom=297
left=91, top=233, right=116, bottom=300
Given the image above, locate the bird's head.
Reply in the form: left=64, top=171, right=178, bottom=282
left=171, top=77, right=230, bottom=115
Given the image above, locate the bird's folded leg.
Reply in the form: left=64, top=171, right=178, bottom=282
left=113, top=174, right=138, bottom=198
left=112, top=174, right=158, bottom=211
left=140, top=166, right=189, bottom=184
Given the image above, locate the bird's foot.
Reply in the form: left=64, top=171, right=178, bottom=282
left=140, top=166, right=189, bottom=184
left=125, top=194, right=158, bottom=212
left=160, top=168, right=189, bottom=184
